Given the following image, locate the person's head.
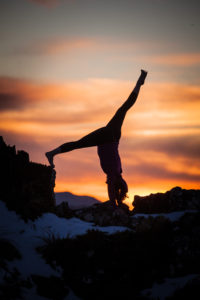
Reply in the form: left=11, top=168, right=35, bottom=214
left=115, top=175, right=128, bottom=203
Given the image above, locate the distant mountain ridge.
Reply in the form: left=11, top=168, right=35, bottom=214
left=55, top=191, right=101, bottom=209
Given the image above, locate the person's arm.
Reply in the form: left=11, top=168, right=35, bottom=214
left=107, top=179, right=117, bottom=207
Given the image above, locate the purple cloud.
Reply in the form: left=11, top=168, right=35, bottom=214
left=126, top=160, right=200, bottom=182
left=0, top=93, right=27, bottom=111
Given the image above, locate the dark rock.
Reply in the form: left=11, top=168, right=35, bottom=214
left=133, top=186, right=200, bottom=214
left=55, top=201, right=75, bottom=219
left=17, top=150, right=29, bottom=163
left=0, top=238, right=22, bottom=274
left=0, top=268, right=24, bottom=300
left=0, top=136, right=56, bottom=220
left=135, top=215, right=171, bottom=233
left=31, top=275, right=69, bottom=299
left=0, top=238, right=21, bottom=263
left=167, top=275, right=200, bottom=299
left=75, top=200, right=132, bottom=227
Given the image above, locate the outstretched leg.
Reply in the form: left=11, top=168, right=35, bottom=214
left=106, top=69, right=147, bottom=139
left=46, top=126, right=112, bottom=167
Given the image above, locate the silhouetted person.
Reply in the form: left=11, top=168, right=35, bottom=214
left=46, top=70, right=148, bottom=207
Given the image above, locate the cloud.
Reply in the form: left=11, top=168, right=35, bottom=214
left=127, top=160, right=200, bottom=182
left=0, top=76, right=130, bottom=116
left=12, top=37, right=145, bottom=57
left=118, top=132, right=200, bottom=194
left=148, top=53, right=200, bottom=66
left=0, top=77, right=53, bottom=111
left=153, top=135, right=200, bottom=160
left=1, top=76, right=200, bottom=139
left=120, top=52, right=200, bottom=67
left=0, top=93, right=27, bottom=111
left=17, top=38, right=98, bottom=56
left=125, top=134, right=200, bottom=161
left=149, top=82, right=200, bottom=103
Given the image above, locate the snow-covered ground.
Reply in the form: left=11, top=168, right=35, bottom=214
left=133, top=210, right=198, bottom=222
left=0, top=200, right=129, bottom=299
left=141, top=274, right=197, bottom=300
left=1, top=198, right=198, bottom=300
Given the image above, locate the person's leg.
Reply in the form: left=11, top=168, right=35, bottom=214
left=106, top=70, right=147, bottom=138
left=46, top=126, right=112, bottom=167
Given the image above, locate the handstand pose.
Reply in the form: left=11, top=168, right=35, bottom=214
left=46, top=70, right=147, bottom=207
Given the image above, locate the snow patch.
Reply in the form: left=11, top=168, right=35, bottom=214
left=0, top=200, right=128, bottom=278
left=142, top=274, right=197, bottom=300
left=133, top=210, right=198, bottom=222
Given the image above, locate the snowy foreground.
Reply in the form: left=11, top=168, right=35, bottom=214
left=0, top=199, right=198, bottom=299
left=0, top=200, right=128, bottom=300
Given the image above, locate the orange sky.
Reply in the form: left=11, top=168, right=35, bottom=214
left=1, top=75, right=200, bottom=207
left=1, top=0, right=200, bottom=207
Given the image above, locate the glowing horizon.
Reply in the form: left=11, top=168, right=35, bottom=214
left=0, top=0, right=200, bottom=206
left=1, top=76, right=200, bottom=207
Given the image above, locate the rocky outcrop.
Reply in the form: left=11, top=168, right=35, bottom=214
left=55, top=201, right=75, bottom=219
left=167, top=275, right=200, bottom=299
left=133, top=186, right=200, bottom=214
left=75, top=201, right=131, bottom=227
left=38, top=211, right=200, bottom=300
left=0, top=136, right=56, bottom=220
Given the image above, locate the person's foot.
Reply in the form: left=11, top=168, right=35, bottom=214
left=139, top=69, right=148, bottom=85
left=45, top=152, right=55, bottom=168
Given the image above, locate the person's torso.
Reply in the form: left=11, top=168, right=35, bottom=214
left=97, top=141, right=122, bottom=175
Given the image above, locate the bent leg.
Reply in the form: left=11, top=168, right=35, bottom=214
left=106, top=70, right=147, bottom=137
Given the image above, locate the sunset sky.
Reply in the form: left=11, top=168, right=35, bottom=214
left=1, top=0, right=200, bottom=206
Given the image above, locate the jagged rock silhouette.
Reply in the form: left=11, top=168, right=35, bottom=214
left=133, top=186, right=200, bottom=214
left=0, top=136, right=56, bottom=220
